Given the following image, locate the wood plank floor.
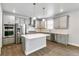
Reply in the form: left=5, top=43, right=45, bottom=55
left=1, top=41, right=79, bottom=56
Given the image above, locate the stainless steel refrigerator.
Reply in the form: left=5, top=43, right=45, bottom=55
left=15, top=24, right=27, bottom=44
left=15, top=24, right=21, bottom=44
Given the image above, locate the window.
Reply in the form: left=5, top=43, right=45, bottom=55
left=47, top=19, right=54, bottom=29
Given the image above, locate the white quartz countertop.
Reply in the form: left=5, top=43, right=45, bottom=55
left=36, top=29, right=69, bottom=35
left=21, top=33, right=49, bottom=39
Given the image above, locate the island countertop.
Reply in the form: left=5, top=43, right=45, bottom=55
left=21, top=33, right=49, bottom=39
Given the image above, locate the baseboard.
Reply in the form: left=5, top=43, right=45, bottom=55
left=25, top=45, right=46, bottom=55
left=68, top=43, right=79, bottom=47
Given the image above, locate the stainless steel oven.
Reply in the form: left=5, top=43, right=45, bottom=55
left=3, top=24, right=15, bottom=45
left=4, top=24, right=14, bottom=37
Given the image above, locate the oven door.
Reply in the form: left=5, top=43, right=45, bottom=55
left=3, top=31, right=15, bottom=45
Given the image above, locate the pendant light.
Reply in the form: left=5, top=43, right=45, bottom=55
left=42, top=7, right=45, bottom=21
left=32, top=3, right=36, bottom=20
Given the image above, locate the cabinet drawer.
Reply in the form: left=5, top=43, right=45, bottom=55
left=3, top=37, right=15, bottom=45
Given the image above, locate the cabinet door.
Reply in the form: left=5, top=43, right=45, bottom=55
left=3, top=37, right=15, bottom=45
left=24, top=18, right=28, bottom=25
left=59, top=16, right=67, bottom=29
left=54, top=18, right=60, bottom=29
left=54, top=16, right=69, bottom=29
left=3, top=14, right=15, bottom=24
left=20, top=18, right=24, bottom=24
left=15, top=17, right=26, bottom=24
left=9, top=16, right=15, bottom=24
left=36, top=21, right=41, bottom=28
left=3, top=14, right=8, bottom=24
left=55, top=34, right=69, bottom=45
left=41, top=21, right=45, bottom=28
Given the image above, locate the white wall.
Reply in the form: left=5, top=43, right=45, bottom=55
left=0, top=3, right=2, bottom=54
left=68, top=11, right=79, bottom=46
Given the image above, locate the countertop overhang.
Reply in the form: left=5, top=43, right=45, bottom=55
left=21, top=33, right=49, bottom=39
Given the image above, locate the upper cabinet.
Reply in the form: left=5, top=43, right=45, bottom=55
left=36, top=20, right=41, bottom=28
left=3, top=13, right=30, bottom=25
left=54, top=15, right=69, bottom=29
left=35, top=20, right=46, bottom=29
left=15, top=17, right=29, bottom=25
left=15, top=17, right=20, bottom=24
left=3, top=14, right=15, bottom=24
left=15, top=17, right=24, bottom=24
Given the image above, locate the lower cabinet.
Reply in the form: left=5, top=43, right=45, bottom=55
left=21, top=37, right=25, bottom=52
left=55, top=34, right=69, bottom=45
left=3, top=37, right=15, bottom=45
left=50, top=34, right=55, bottom=42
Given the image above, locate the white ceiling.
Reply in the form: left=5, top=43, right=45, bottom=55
left=2, top=3, right=79, bottom=18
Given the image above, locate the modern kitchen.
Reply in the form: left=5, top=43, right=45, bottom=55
left=0, top=3, right=79, bottom=56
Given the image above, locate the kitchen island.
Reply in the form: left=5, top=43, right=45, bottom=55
left=21, top=33, right=49, bottom=55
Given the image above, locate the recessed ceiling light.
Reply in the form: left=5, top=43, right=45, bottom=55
left=42, top=19, right=45, bottom=21
left=13, top=9, right=16, bottom=13
left=32, top=17, right=36, bottom=20
left=60, top=9, right=63, bottom=12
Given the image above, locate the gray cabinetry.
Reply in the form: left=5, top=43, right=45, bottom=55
left=55, top=34, right=69, bottom=45
left=54, top=15, right=69, bottom=29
